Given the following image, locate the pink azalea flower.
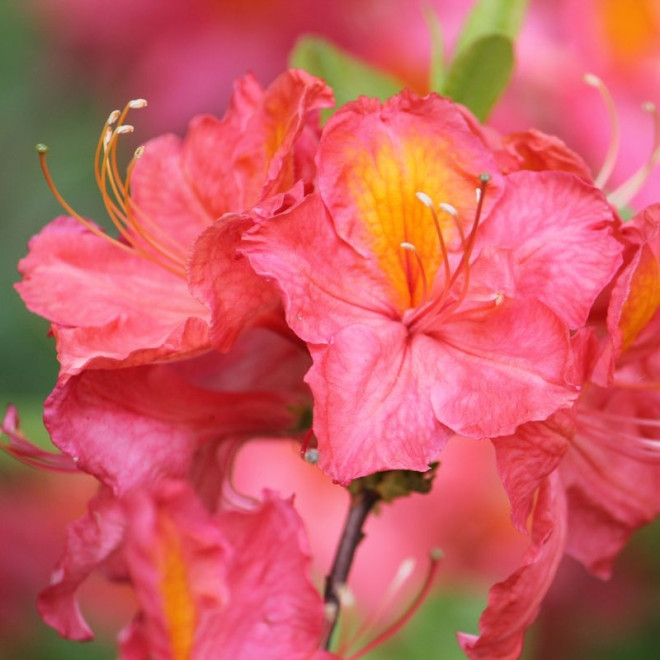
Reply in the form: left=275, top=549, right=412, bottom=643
left=242, top=90, right=624, bottom=483
left=17, top=69, right=332, bottom=377
left=459, top=205, right=660, bottom=658
left=39, top=479, right=335, bottom=659
left=37, top=325, right=316, bottom=644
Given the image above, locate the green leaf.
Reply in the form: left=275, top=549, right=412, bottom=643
left=442, top=34, right=514, bottom=121
left=455, top=0, right=528, bottom=55
left=289, top=36, right=404, bottom=114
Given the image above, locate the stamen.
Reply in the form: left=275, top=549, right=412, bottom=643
left=410, top=174, right=491, bottom=332
left=449, top=173, right=491, bottom=304
left=37, top=144, right=137, bottom=257
left=584, top=73, right=620, bottom=189
left=608, top=101, right=660, bottom=208
left=38, top=99, right=190, bottom=279
left=415, top=192, right=451, bottom=288
left=400, top=242, right=429, bottom=305
left=576, top=409, right=660, bottom=462
left=346, top=548, right=442, bottom=660
left=106, top=109, right=121, bottom=126
left=338, top=558, right=416, bottom=655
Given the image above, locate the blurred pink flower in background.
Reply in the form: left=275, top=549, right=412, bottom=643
left=24, top=0, right=660, bottom=207
left=491, top=0, right=660, bottom=208
left=24, top=0, right=462, bottom=133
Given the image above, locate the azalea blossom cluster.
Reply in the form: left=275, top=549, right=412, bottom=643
left=4, top=65, right=660, bottom=659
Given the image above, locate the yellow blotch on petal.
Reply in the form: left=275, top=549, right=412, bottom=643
left=157, top=517, right=197, bottom=660
left=620, top=246, right=660, bottom=351
left=348, top=133, right=472, bottom=310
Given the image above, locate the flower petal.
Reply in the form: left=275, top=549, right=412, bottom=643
left=16, top=217, right=210, bottom=375
left=477, top=171, right=623, bottom=328
left=458, top=474, right=567, bottom=660
left=308, top=322, right=449, bottom=483
left=44, top=358, right=301, bottom=495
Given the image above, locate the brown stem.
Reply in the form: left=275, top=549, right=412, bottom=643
left=323, top=488, right=380, bottom=650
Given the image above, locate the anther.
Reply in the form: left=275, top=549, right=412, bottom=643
left=415, top=191, right=434, bottom=207
left=102, top=127, right=113, bottom=150
left=128, top=98, right=148, bottom=109
left=438, top=202, right=458, bottom=217
left=106, top=109, right=121, bottom=126
left=35, top=143, right=49, bottom=154
left=116, top=125, right=134, bottom=135
left=134, top=145, right=145, bottom=159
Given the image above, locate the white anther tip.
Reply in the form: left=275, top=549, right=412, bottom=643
left=116, top=125, right=134, bottom=135
left=438, top=202, right=458, bottom=217
left=134, top=145, right=145, bottom=158
left=400, top=241, right=417, bottom=252
left=129, top=98, right=148, bottom=109
left=415, top=191, right=434, bottom=207
left=642, top=101, right=656, bottom=113
left=106, top=109, right=121, bottom=125
left=583, top=73, right=602, bottom=87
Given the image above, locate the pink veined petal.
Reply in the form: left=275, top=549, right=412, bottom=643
left=176, top=73, right=265, bottom=217
left=123, top=482, right=331, bottom=659
left=308, top=322, right=449, bottom=484
left=44, top=361, right=300, bottom=496
left=562, top=384, right=660, bottom=578
left=121, top=480, right=230, bottom=660
left=476, top=170, right=623, bottom=328
left=188, top=185, right=309, bottom=352
left=428, top=299, right=579, bottom=438
left=243, top=192, right=399, bottom=343
left=37, top=487, right=126, bottom=641
left=196, top=490, right=329, bottom=660
left=16, top=217, right=210, bottom=376
left=501, top=128, right=595, bottom=180
left=180, top=69, right=332, bottom=213
left=492, top=411, right=574, bottom=532
left=458, top=474, right=567, bottom=660
left=189, top=213, right=284, bottom=351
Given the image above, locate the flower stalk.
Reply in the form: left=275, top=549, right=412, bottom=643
left=323, top=487, right=380, bottom=649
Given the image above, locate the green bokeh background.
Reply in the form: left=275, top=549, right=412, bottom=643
left=1, top=1, right=659, bottom=658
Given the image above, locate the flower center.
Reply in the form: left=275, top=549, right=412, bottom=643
left=404, top=174, right=500, bottom=333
